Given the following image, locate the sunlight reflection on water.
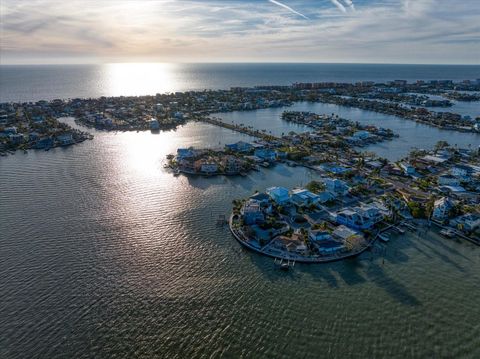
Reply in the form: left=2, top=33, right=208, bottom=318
left=105, top=63, right=179, bottom=96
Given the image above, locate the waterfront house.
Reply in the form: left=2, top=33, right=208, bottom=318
left=335, top=206, right=381, bottom=230
left=336, top=209, right=368, bottom=230
left=254, top=148, right=277, bottom=162
left=352, top=130, right=371, bottom=140
left=432, top=197, right=455, bottom=222
left=321, top=164, right=350, bottom=175
left=438, top=174, right=460, bottom=186
left=177, top=148, right=196, bottom=159
left=242, top=199, right=265, bottom=225
left=56, top=133, right=74, bottom=146
left=266, top=186, right=290, bottom=204
left=356, top=204, right=384, bottom=225
left=178, top=158, right=195, bottom=172
left=225, top=141, right=253, bottom=153
left=245, top=155, right=263, bottom=163
left=224, top=156, right=241, bottom=174
left=150, top=118, right=160, bottom=130
left=317, top=191, right=336, bottom=203
left=316, top=240, right=344, bottom=254
left=0, top=114, right=7, bottom=125
left=450, top=213, right=480, bottom=232
left=366, top=160, right=382, bottom=169
left=250, top=192, right=271, bottom=205
left=273, top=236, right=308, bottom=254
left=308, top=230, right=331, bottom=241
left=291, top=188, right=321, bottom=207
left=174, top=111, right=184, bottom=120
left=200, top=162, right=218, bottom=174
left=8, top=134, right=24, bottom=145
left=4, top=126, right=17, bottom=135
left=324, top=178, right=350, bottom=196
left=28, top=132, right=40, bottom=142
left=332, top=225, right=362, bottom=241
left=34, top=137, right=54, bottom=149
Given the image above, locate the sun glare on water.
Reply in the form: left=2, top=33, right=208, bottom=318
left=105, top=63, right=179, bottom=96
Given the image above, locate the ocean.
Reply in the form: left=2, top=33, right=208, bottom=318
left=1, top=63, right=480, bottom=102
left=1, top=64, right=480, bottom=358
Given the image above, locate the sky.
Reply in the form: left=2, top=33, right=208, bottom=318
left=0, top=0, right=479, bottom=65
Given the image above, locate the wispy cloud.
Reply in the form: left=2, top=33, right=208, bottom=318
left=268, top=0, right=309, bottom=20
left=0, top=0, right=478, bottom=64
left=342, top=0, right=355, bottom=11
left=329, top=0, right=355, bottom=13
left=330, top=0, right=347, bottom=13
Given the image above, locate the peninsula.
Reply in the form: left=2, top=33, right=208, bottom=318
left=230, top=142, right=480, bottom=263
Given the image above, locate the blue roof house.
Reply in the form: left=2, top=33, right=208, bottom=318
left=266, top=186, right=290, bottom=204
left=226, top=141, right=253, bottom=153
left=254, top=148, right=277, bottom=162
left=177, top=148, right=196, bottom=159
left=291, top=188, right=321, bottom=207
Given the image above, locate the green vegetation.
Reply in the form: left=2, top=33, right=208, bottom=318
left=305, top=181, right=326, bottom=194
left=407, top=201, right=426, bottom=219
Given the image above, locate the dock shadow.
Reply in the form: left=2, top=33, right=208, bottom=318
left=366, top=265, right=422, bottom=307
left=417, top=240, right=467, bottom=273
left=333, top=258, right=368, bottom=286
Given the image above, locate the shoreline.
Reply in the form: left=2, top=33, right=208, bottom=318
left=229, top=214, right=373, bottom=264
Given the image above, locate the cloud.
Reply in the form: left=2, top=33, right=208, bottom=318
left=342, top=0, right=355, bottom=11
left=330, top=0, right=346, bottom=13
left=0, top=0, right=478, bottom=64
left=329, top=0, right=355, bottom=13
left=268, top=0, right=309, bottom=20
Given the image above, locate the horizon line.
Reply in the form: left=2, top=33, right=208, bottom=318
left=1, top=61, right=480, bottom=66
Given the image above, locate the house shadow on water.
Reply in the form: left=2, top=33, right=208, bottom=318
left=365, top=264, right=422, bottom=307
left=242, top=241, right=422, bottom=306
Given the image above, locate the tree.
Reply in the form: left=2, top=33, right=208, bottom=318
left=434, top=140, right=449, bottom=153
left=306, top=181, right=326, bottom=194
left=408, top=201, right=426, bottom=219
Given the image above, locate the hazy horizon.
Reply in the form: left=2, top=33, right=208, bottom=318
left=2, top=61, right=480, bottom=66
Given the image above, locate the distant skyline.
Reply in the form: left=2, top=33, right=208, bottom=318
left=1, top=0, right=479, bottom=65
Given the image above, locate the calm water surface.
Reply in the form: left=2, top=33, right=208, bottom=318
left=214, top=102, right=480, bottom=161
left=1, top=121, right=480, bottom=358
left=1, top=63, right=480, bottom=102
left=1, top=64, right=480, bottom=358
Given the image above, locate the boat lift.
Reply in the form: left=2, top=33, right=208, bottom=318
left=274, top=258, right=295, bottom=271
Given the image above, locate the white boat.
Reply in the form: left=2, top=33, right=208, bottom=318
left=379, top=233, right=390, bottom=242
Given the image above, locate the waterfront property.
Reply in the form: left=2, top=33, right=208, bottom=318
left=432, top=197, right=455, bottom=222
left=335, top=205, right=384, bottom=230
left=167, top=145, right=261, bottom=176
left=3, top=78, right=478, bottom=157
left=229, top=186, right=390, bottom=263
left=266, top=187, right=290, bottom=204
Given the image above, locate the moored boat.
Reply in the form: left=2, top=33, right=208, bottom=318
left=379, top=233, right=390, bottom=242
left=440, top=229, right=456, bottom=239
